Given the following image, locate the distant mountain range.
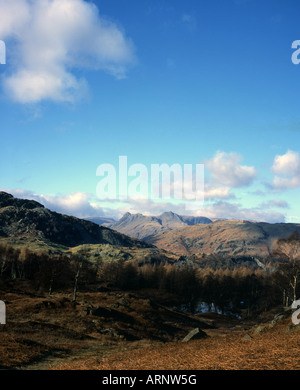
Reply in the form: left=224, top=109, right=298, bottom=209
left=147, top=219, right=300, bottom=258
left=102, top=211, right=212, bottom=241
left=1, top=192, right=300, bottom=261
left=92, top=211, right=300, bottom=259
left=0, top=192, right=150, bottom=250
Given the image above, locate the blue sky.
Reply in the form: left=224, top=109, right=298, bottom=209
left=0, top=0, right=300, bottom=222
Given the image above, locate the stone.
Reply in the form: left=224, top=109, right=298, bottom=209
left=269, top=314, right=285, bottom=328
left=182, top=328, right=201, bottom=342
left=253, top=325, right=267, bottom=335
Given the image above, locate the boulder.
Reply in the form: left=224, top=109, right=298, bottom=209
left=253, top=325, right=267, bottom=335
left=269, top=314, right=285, bottom=328
left=182, top=328, right=206, bottom=342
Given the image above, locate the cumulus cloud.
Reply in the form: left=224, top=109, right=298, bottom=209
left=0, top=0, right=136, bottom=103
left=1, top=187, right=287, bottom=223
left=271, top=150, right=300, bottom=190
left=203, top=185, right=234, bottom=200
left=198, top=151, right=257, bottom=201
left=39, top=192, right=103, bottom=218
left=157, top=151, right=256, bottom=202
left=95, top=151, right=257, bottom=206
left=206, top=151, right=257, bottom=188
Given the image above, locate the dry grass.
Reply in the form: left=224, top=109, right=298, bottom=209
left=0, top=281, right=209, bottom=369
left=1, top=281, right=299, bottom=371
left=56, top=320, right=300, bottom=370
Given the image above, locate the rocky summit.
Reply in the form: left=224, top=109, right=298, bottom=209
left=104, top=211, right=212, bottom=241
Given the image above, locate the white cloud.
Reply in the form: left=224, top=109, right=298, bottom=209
left=160, top=151, right=256, bottom=202
left=203, top=185, right=234, bottom=200
left=196, top=201, right=286, bottom=223
left=271, top=150, right=300, bottom=190
left=39, top=192, right=102, bottom=217
left=205, top=151, right=257, bottom=188
left=1, top=188, right=287, bottom=224
left=0, top=0, right=136, bottom=103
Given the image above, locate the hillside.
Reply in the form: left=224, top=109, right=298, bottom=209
left=0, top=192, right=150, bottom=251
left=147, top=219, right=300, bottom=258
left=104, top=211, right=212, bottom=241
left=1, top=280, right=298, bottom=370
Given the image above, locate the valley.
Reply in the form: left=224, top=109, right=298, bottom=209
left=0, top=192, right=299, bottom=371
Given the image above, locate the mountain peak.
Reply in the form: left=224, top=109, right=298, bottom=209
left=159, top=211, right=178, bottom=218
left=108, top=211, right=213, bottom=241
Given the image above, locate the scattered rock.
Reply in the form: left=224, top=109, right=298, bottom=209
left=269, top=314, right=285, bottom=328
left=244, top=334, right=252, bottom=340
left=253, top=325, right=267, bottom=335
left=82, top=305, right=93, bottom=315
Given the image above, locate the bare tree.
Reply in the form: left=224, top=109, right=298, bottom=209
left=72, top=260, right=83, bottom=301
left=272, top=232, right=300, bottom=306
left=71, top=247, right=95, bottom=301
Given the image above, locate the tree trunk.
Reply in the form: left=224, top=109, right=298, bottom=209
left=49, top=278, right=53, bottom=296
left=73, top=263, right=82, bottom=301
left=290, top=275, right=298, bottom=303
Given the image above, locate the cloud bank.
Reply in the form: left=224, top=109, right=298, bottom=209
left=2, top=187, right=287, bottom=224
left=2, top=150, right=294, bottom=224
left=0, top=0, right=136, bottom=103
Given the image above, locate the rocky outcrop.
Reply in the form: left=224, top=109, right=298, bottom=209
left=0, top=192, right=151, bottom=249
